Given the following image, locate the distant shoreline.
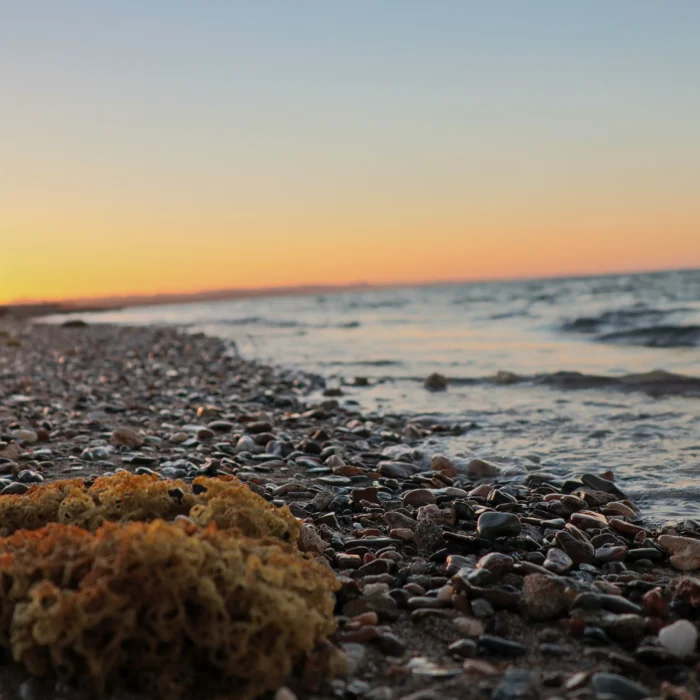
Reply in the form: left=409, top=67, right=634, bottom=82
left=3, top=265, right=699, bottom=320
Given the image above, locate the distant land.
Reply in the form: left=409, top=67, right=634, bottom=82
left=3, top=266, right=699, bottom=321
left=0, top=283, right=374, bottom=319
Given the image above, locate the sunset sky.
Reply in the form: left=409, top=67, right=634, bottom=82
left=2, top=1, right=700, bottom=304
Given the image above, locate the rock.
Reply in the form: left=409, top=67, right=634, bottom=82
left=298, top=524, right=326, bottom=554
left=1, top=482, right=28, bottom=495
left=471, top=598, right=495, bottom=618
left=590, top=672, right=649, bottom=700
left=431, top=454, right=458, bottom=476
left=658, top=620, right=698, bottom=658
left=673, top=576, right=700, bottom=607
left=275, top=687, right=298, bottom=700
left=207, top=420, right=234, bottom=433
left=379, top=461, right=420, bottom=479
left=463, top=659, right=499, bottom=676
left=555, top=530, right=594, bottom=565
left=453, top=616, right=485, bottom=637
left=235, top=435, right=258, bottom=453
left=580, top=473, right=628, bottom=499
left=351, top=487, right=380, bottom=505
left=467, top=458, right=501, bottom=478
left=402, top=489, right=436, bottom=507
left=11, top=429, right=37, bottom=444
left=476, top=553, right=513, bottom=578
left=0, top=443, right=21, bottom=460
left=544, top=548, right=573, bottom=574
left=110, top=427, right=145, bottom=448
left=448, top=638, right=477, bottom=658
left=477, top=512, right=521, bottom=540
left=477, top=634, right=526, bottom=656
left=376, top=633, right=406, bottom=656
left=491, top=670, right=536, bottom=700
left=658, top=535, right=700, bottom=570
left=424, top=373, right=447, bottom=392
left=520, top=574, right=571, bottom=620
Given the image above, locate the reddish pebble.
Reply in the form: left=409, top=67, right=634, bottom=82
left=642, top=587, right=668, bottom=618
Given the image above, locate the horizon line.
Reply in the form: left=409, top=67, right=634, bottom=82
left=3, top=263, right=700, bottom=311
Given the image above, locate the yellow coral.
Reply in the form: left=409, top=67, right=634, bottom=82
left=0, top=520, right=338, bottom=698
left=0, top=473, right=300, bottom=545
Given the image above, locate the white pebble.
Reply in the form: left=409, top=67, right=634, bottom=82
left=658, top=619, right=698, bottom=658
left=275, top=687, right=298, bottom=700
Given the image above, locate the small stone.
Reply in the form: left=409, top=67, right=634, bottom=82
left=544, top=548, right=573, bottom=574
left=424, top=373, right=447, bottom=392
left=1, top=482, right=29, bottom=495
left=658, top=620, right=698, bottom=658
left=467, top=458, right=501, bottom=478
left=555, top=530, right=594, bottom=565
left=491, top=670, right=535, bottom=700
left=580, top=473, right=628, bottom=499
left=477, top=634, right=526, bottom=656
left=590, top=672, right=649, bottom=700
left=471, top=598, right=495, bottom=618
left=658, top=535, right=700, bottom=571
left=477, top=512, right=521, bottom=540
left=274, top=687, right=298, bottom=700
left=453, top=616, right=485, bottom=637
left=463, top=659, right=498, bottom=676
left=431, top=454, right=458, bottom=476
left=11, top=429, right=38, bottom=444
left=376, top=633, right=406, bottom=656
left=520, top=574, right=571, bottom=620
left=448, top=638, right=477, bottom=658
left=298, top=524, right=326, bottom=554
left=379, top=461, right=419, bottom=479
left=402, top=489, right=436, bottom=507
left=110, top=427, right=145, bottom=448
left=17, top=470, right=44, bottom=483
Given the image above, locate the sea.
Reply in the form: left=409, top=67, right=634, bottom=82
left=44, top=269, right=700, bottom=524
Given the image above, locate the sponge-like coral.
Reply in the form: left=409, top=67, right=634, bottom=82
left=0, top=473, right=300, bottom=545
left=0, top=520, right=337, bottom=698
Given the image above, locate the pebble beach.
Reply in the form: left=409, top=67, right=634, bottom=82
left=1, top=321, right=700, bottom=700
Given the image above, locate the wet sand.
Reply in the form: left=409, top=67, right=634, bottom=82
left=0, top=321, right=698, bottom=700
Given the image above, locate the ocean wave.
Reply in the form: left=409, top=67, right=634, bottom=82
left=403, top=369, right=700, bottom=397
left=321, top=359, right=403, bottom=367
left=218, top=316, right=303, bottom=328
left=598, top=325, right=700, bottom=348
left=344, top=299, right=409, bottom=310
left=560, top=307, right=685, bottom=334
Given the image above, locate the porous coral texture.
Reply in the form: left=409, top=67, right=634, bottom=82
left=0, top=472, right=300, bottom=545
left=0, top=520, right=338, bottom=698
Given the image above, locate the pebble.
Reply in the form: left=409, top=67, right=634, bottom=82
left=424, top=373, right=447, bottom=391
left=555, top=530, right=595, bottom=565
left=402, top=489, right=436, bottom=507
left=453, top=616, right=485, bottom=637
left=590, top=672, right=649, bottom=700
left=477, top=634, right=526, bottom=656
left=520, top=574, right=571, bottom=620
left=491, top=670, right=535, bottom=700
left=477, top=512, right=522, bottom=540
left=11, top=429, right=37, bottom=444
left=467, top=458, right=501, bottom=478
left=658, top=535, right=700, bottom=570
left=658, top=619, right=698, bottom=658
left=110, top=427, right=145, bottom=448
left=544, top=548, right=573, bottom=574
left=581, top=473, right=628, bottom=499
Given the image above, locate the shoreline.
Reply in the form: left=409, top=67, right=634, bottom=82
left=1, top=321, right=699, bottom=699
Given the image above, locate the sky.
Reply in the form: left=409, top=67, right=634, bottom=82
left=2, top=1, right=700, bottom=304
